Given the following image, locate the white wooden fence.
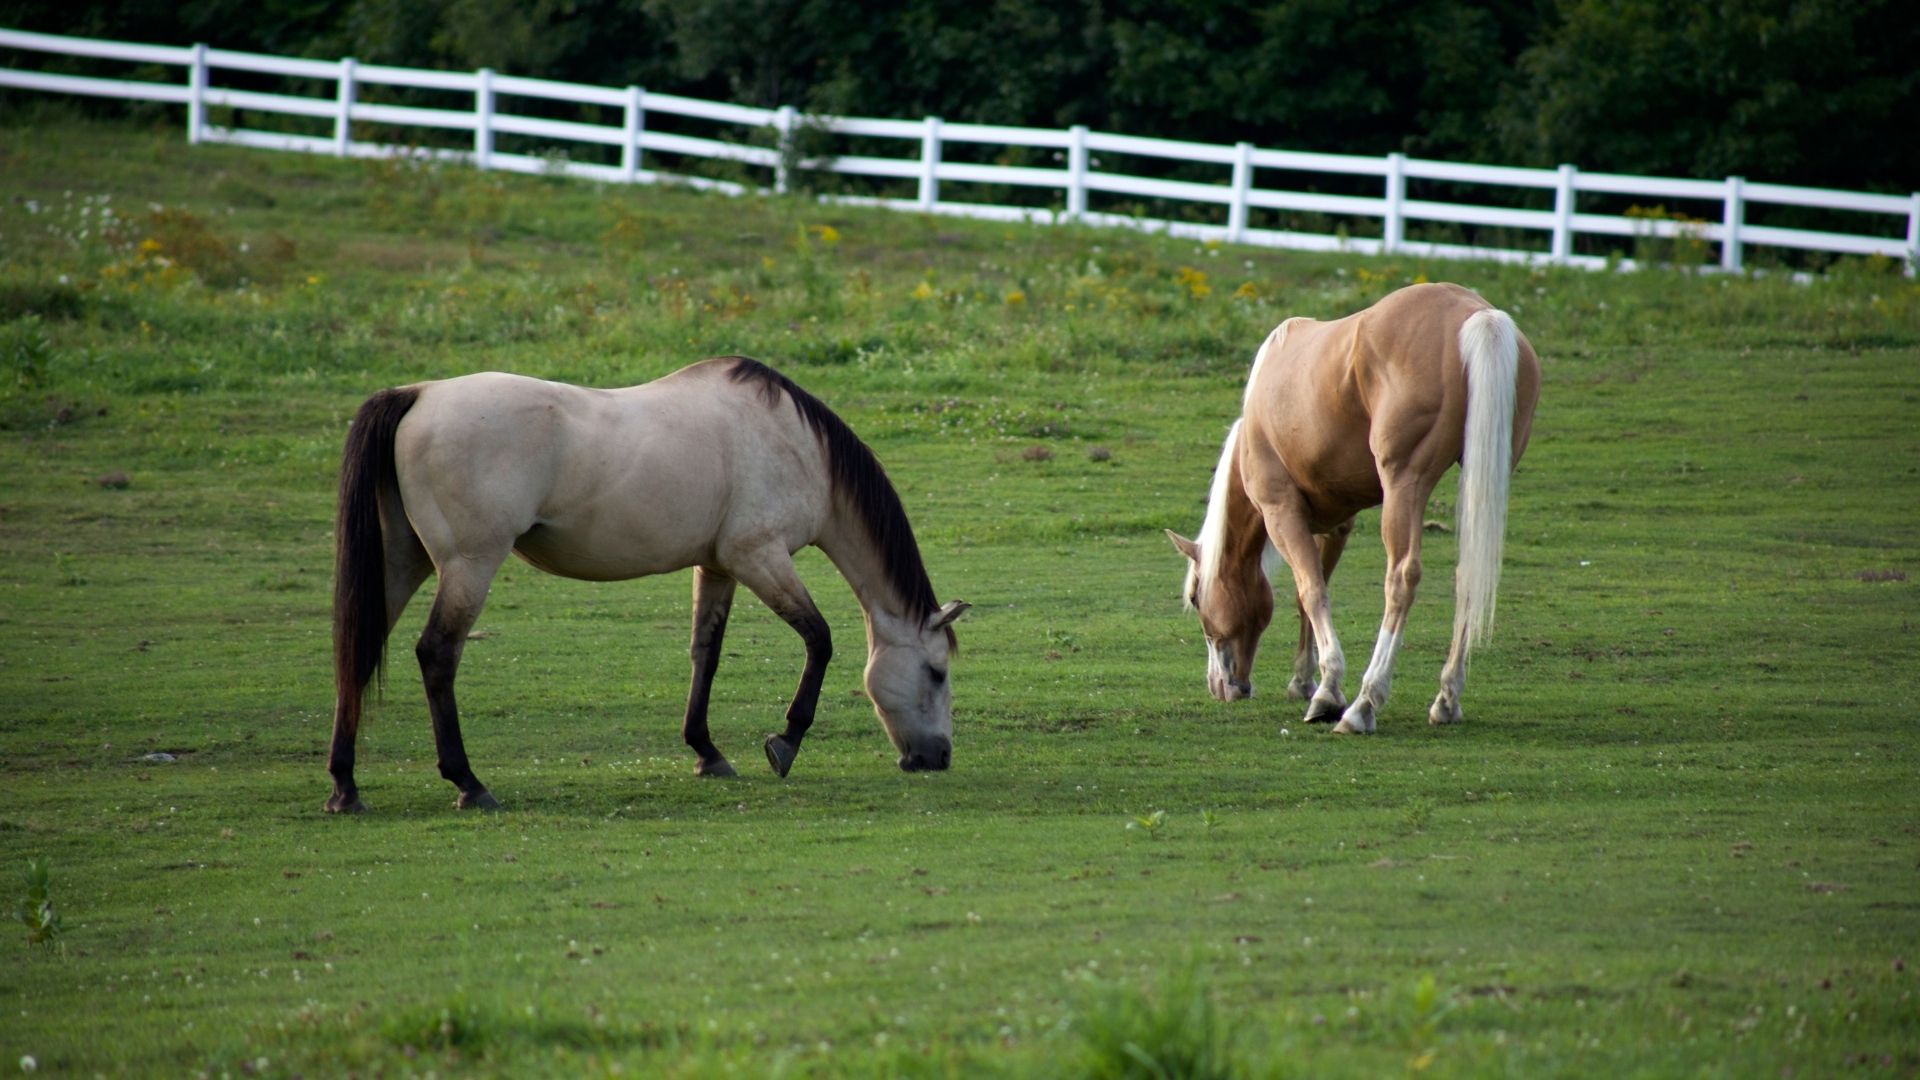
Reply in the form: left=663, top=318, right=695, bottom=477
left=4, top=26, right=1915, bottom=275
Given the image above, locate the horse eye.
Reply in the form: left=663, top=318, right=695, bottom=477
left=927, top=665, right=947, bottom=686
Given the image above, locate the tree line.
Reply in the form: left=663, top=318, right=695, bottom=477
left=7, top=0, right=1915, bottom=193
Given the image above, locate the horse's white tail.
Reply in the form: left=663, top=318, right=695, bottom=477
left=1454, top=307, right=1520, bottom=655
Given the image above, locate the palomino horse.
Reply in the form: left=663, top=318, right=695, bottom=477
left=328, top=356, right=967, bottom=812
left=1168, top=283, right=1539, bottom=733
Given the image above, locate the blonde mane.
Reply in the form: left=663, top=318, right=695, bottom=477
left=1186, top=323, right=1297, bottom=611
left=1185, top=419, right=1246, bottom=610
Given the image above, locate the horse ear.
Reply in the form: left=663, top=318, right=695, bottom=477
left=1165, top=529, right=1200, bottom=563
left=926, top=600, right=970, bottom=632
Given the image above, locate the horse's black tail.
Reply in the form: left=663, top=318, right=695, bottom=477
left=332, top=386, right=420, bottom=741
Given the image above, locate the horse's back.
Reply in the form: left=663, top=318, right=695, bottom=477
left=1276, top=281, right=1485, bottom=374
left=394, top=362, right=832, bottom=581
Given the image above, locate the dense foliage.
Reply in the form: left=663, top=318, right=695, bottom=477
left=5, top=0, right=1915, bottom=191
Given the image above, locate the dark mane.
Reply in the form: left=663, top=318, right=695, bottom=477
left=725, top=357, right=946, bottom=630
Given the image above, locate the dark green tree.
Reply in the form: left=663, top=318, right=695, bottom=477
left=3, top=0, right=1911, bottom=189
left=1494, top=0, right=1919, bottom=190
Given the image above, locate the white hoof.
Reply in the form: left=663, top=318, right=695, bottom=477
left=1285, top=675, right=1317, bottom=702
left=1428, top=695, right=1462, bottom=726
left=1331, top=701, right=1375, bottom=735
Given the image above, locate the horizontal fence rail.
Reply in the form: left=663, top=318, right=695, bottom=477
left=3, top=26, right=1915, bottom=274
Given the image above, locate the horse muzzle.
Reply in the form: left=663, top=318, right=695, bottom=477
left=1208, top=675, right=1254, bottom=702
left=898, top=736, right=952, bottom=772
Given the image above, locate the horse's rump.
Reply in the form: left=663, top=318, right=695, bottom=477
left=1241, top=283, right=1508, bottom=524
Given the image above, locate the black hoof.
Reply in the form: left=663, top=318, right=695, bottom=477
left=323, top=794, right=366, bottom=814
left=764, top=734, right=798, bottom=779
left=695, top=757, right=738, bottom=778
left=1303, top=700, right=1345, bottom=725
left=456, top=788, right=502, bottom=811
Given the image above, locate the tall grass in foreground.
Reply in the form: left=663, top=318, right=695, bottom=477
left=1077, top=965, right=1236, bottom=1080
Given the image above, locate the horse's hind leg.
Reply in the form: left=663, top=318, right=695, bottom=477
left=682, top=567, right=740, bottom=777
left=1430, top=643, right=1467, bottom=725
left=416, top=552, right=508, bottom=809
left=325, top=497, right=432, bottom=814
left=1334, top=479, right=1434, bottom=735
left=1287, top=519, right=1355, bottom=701
left=1431, top=611, right=1475, bottom=725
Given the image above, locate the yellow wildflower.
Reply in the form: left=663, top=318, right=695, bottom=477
left=1003, top=289, right=1026, bottom=306
left=910, top=281, right=935, bottom=301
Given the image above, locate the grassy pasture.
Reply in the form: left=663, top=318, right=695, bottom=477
left=1, top=116, right=1918, bottom=1077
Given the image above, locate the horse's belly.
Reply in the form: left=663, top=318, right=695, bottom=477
left=511, top=521, right=701, bottom=582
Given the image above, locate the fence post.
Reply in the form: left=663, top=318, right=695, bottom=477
left=1906, top=193, right=1918, bottom=278
left=1551, top=163, right=1577, bottom=264
left=334, top=57, right=356, bottom=157
left=1721, top=175, right=1745, bottom=272
left=1228, top=141, right=1253, bottom=244
left=917, top=116, right=943, bottom=211
left=1067, top=124, right=1089, bottom=220
left=1383, top=151, right=1406, bottom=254
left=473, top=67, right=494, bottom=169
left=622, top=86, right=645, bottom=183
left=774, top=104, right=797, bottom=194
left=186, top=43, right=208, bottom=145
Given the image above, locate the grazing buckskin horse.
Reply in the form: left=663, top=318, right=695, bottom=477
left=1168, top=283, right=1540, bottom=733
left=328, top=356, right=967, bottom=812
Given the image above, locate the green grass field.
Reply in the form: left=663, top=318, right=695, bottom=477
left=2, top=116, right=1917, bottom=1077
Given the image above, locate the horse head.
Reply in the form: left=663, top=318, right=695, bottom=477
left=864, top=599, right=969, bottom=770
left=1168, top=530, right=1273, bottom=702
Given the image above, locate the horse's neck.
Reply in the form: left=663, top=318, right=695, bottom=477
left=816, top=511, right=913, bottom=643
left=1200, top=429, right=1270, bottom=583
left=1217, top=448, right=1271, bottom=574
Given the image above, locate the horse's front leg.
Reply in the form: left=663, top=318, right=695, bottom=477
left=1286, top=520, right=1354, bottom=700
left=683, top=567, right=739, bottom=777
left=1285, top=596, right=1318, bottom=702
left=1262, top=504, right=1347, bottom=726
left=1334, top=482, right=1432, bottom=735
left=763, top=604, right=831, bottom=779
left=729, top=551, right=832, bottom=779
